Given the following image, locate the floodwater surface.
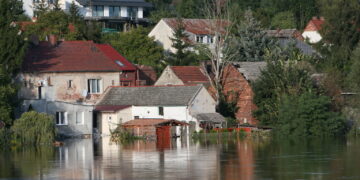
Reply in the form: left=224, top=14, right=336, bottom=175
left=0, top=136, right=359, bottom=180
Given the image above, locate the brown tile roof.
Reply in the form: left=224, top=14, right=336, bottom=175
left=163, top=18, right=229, bottom=35
left=304, top=17, right=325, bottom=31
left=122, top=119, right=188, bottom=127
left=170, top=66, right=209, bottom=84
left=22, top=41, right=136, bottom=73
left=265, top=29, right=304, bottom=41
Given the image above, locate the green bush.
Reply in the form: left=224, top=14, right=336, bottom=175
left=11, top=111, right=55, bottom=146
left=0, top=128, right=11, bottom=147
left=276, top=92, right=346, bottom=137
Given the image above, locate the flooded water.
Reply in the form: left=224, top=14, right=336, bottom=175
left=0, top=136, right=359, bottom=180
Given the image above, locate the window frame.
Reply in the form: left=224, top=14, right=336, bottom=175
left=93, top=5, right=104, bottom=17
left=88, top=79, right=101, bottom=94
left=56, top=112, right=68, bottom=125
left=109, top=6, right=120, bottom=17
left=76, top=112, right=84, bottom=125
left=158, top=106, right=164, bottom=116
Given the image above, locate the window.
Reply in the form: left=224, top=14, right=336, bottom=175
left=56, top=112, right=67, bottom=125
left=68, top=80, right=73, bottom=88
left=159, top=107, right=164, bottom=116
left=207, top=36, right=213, bottom=44
left=127, top=7, right=138, bottom=18
left=109, top=6, right=120, bottom=17
left=88, top=79, right=101, bottom=94
left=134, top=116, right=139, bottom=119
left=76, top=112, right=84, bottom=125
left=196, top=35, right=204, bottom=43
left=92, top=6, right=104, bottom=17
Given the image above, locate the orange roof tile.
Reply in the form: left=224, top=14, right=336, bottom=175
left=171, top=66, right=209, bottom=84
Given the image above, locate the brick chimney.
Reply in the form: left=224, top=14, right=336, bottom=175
left=49, top=34, right=57, bottom=46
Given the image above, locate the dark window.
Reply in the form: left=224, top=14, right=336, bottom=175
left=159, top=107, right=164, bottom=116
left=134, top=116, right=139, bottom=119
left=92, top=6, right=104, bottom=17
left=38, top=86, right=42, bottom=99
left=56, top=112, right=67, bottom=125
left=68, top=80, right=72, bottom=88
left=127, top=7, right=138, bottom=18
left=109, top=6, right=120, bottom=17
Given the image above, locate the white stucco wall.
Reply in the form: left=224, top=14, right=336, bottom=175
left=154, top=66, right=184, bottom=86
left=137, top=7, right=143, bottom=18
left=148, top=20, right=176, bottom=53
left=302, top=31, right=322, bottom=43
left=188, top=87, right=216, bottom=115
left=22, top=0, right=34, bottom=17
left=99, top=107, right=132, bottom=135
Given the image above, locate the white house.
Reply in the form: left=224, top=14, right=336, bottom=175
left=302, top=16, right=325, bottom=44
left=23, top=0, right=152, bottom=31
left=95, top=85, right=225, bottom=135
left=148, top=18, right=228, bottom=53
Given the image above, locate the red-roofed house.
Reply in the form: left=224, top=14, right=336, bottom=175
left=18, top=40, right=140, bottom=136
left=155, top=65, right=209, bottom=86
left=302, top=16, right=325, bottom=43
left=148, top=18, right=229, bottom=53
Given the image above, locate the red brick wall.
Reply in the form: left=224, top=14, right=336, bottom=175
left=221, top=65, right=258, bottom=125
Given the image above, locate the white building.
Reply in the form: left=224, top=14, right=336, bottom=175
left=95, top=85, right=225, bottom=135
left=302, top=17, right=325, bottom=44
left=23, top=0, right=152, bottom=30
left=148, top=18, right=227, bottom=53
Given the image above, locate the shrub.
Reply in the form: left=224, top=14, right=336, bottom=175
left=276, top=92, right=346, bottom=137
left=11, top=111, right=55, bottom=146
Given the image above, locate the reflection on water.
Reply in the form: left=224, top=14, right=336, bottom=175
left=1, top=137, right=360, bottom=180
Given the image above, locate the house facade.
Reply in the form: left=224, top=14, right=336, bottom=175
left=154, top=63, right=266, bottom=126
left=18, top=40, right=139, bottom=136
left=23, top=0, right=152, bottom=31
left=155, top=65, right=209, bottom=86
left=95, top=85, right=225, bottom=135
left=148, top=18, right=227, bottom=53
left=302, top=16, right=325, bottom=43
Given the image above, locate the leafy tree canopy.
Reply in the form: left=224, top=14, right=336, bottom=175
left=102, top=27, right=165, bottom=72
left=271, top=11, right=296, bottom=29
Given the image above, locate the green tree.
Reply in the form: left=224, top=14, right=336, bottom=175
left=277, top=92, right=346, bottom=137
left=167, top=18, right=199, bottom=65
left=33, top=0, right=50, bottom=17
left=271, top=11, right=296, bottom=29
left=229, top=9, right=277, bottom=62
left=316, top=0, right=360, bottom=75
left=11, top=111, right=55, bottom=146
left=347, top=43, right=360, bottom=92
left=0, top=0, right=27, bottom=125
left=68, top=1, right=82, bottom=23
left=253, top=48, right=315, bottom=126
left=176, top=0, right=203, bottom=18
left=102, top=27, right=165, bottom=72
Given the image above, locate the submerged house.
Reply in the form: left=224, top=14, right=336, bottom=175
left=95, top=85, right=225, bottom=135
left=18, top=40, right=140, bottom=136
left=154, top=63, right=266, bottom=126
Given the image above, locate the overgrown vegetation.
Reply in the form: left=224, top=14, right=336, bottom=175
left=110, top=128, right=143, bottom=143
left=11, top=111, right=56, bottom=146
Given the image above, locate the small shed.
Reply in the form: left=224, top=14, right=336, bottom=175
left=122, top=119, right=188, bottom=140
left=195, top=113, right=226, bottom=129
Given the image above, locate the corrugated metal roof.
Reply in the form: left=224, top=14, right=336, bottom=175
left=97, top=85, right=203, bottom=106
left=194, top=113, right=225, bottom=123
left=122, top=119, right=188, bottom=126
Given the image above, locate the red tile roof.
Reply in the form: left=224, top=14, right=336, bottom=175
left=304, top=17, right=325, bottom=31
left=122, top=119, right=188, bottom=126
left=163, top=18, right=229, bottom=35
left=22, top=41, right=136, bottom=73
left=95, top=105, right=131, bottom=112
left=171, top=66, right=209, bottom=84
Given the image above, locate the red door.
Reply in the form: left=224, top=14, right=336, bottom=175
left=156, top=126, right=171, bottom=150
